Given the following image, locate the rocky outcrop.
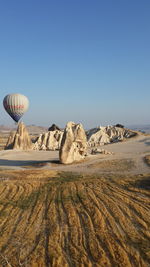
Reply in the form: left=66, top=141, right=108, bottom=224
left=33, top=130, right=63, bottom=151
left=59, top=122, right=87, bottom=164
left=115, top=124, right=124, bottom=128
left=48, top=124, right=61, bottom=132
left=87, top=126, right=137, bottom=147
left=5, top=122, right=33, bottom=150
left=91, top=148, right=113, bottom=155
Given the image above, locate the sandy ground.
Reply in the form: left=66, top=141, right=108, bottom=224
left=0, top=134, right=149, bottom=174
left=0, top=135, right=150, bottom=266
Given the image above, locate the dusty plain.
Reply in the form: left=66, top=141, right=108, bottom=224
left=0, top=133, right=150, bottom=266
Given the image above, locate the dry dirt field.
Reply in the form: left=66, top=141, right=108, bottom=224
left=0, top=170, right=150, bottom=266
left=0, top=133, right=150, bottom=266
left=144, top=155, right=150, bottom=167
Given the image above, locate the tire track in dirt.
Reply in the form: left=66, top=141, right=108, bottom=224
left=74, top=182, right=113, bottom=267
left=44, top=185, right=57, bottom=267
left=69, top=183, right=94, bottom=267
left=86, top=184, right=147, bottom=266
left=80, top=183, right=133, bottom=266
left=0, top=172, right=150, bottom=266
left=0, top=182, right=34, bottom=234
left=92, top=180, right=150, bottom=265
left=69, top=184, right=90, bottom=262
left=50, top=185, right=74, bottom=267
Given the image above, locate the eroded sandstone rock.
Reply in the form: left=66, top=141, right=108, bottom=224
left=33, top=130, right=63, bottom=151
left=59, top=122, right=87, bottom=164
left=48, top=124, right=61, bottom=131
left=91, top=148, right=113, bottom=155
left=5, top=122, right=33, bottom=150
left=87, top=126, right=137, bottom=147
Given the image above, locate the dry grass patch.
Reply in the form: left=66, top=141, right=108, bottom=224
left=23, top=161, right=50, bottom=168
left=88, top=158, right=135, bottom=171
left=144, top=155, right=150, bottom=167
left=0, top=169, right=58, bottom=180
left=142, top=133, right=150, bottom=136
left=0, top=171, right=150, bottom=266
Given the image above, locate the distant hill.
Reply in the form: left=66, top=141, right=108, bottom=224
left=26, top=125, right=47, bottom=134
left=0, top=125, right=13, bottom=132
left=128, top=124, right=150, bottom=133
left=0, top=124, right=47, bottom=135
left=1, top=123, right=150, bottom=135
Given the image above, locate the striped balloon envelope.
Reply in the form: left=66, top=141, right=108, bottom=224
left=3, top=93, right=29, bottom=122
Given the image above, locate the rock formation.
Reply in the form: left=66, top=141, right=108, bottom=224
left=48, top=124, right=61, bottom=131
left=115, top=123, right=124, bottom=128
left=59, top=122, right=87, bottom=164
left=87, top=126, right=137, bottom=147
left=5, top=122, right=33, bottom=150
left=33, top=129, right=63, bottom=150
left=91, top=148, right=113, bottom=155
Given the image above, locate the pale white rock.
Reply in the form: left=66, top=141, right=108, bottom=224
left=59, top=122, right=87, bottom=164
left=106, top=126, right=124, bottom=142
left=33, top=130, right=63, bottom=151
left=33, top=142, right=39, bottom=150
left=41, top=144, right=47, bottom=151
left=5, top=122, right=33, bottom=150
left=87, top=126, right=136, bottom=147
left=91, top=148, right=113, bottom=155
left=87, top=127, right=110, bottom=147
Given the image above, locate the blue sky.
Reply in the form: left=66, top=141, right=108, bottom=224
left=0, top=0, right=149, bottom=128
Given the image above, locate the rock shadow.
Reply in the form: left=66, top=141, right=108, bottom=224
left=135, top=177, right=150, bottom=190
left=139, top=138, right=150, bottom=146
left=0, top=159, right=60, bottom=168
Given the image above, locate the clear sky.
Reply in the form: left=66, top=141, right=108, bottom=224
left=0, top=0, right=149, bottom=129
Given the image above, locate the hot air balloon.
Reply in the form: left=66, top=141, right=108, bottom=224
left=3, top=93, right=29, bottom=123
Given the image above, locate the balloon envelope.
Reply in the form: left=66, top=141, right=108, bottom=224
left=3, top=93, right=29, bottom=122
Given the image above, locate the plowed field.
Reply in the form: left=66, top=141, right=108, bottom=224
left=0, top=170, right=150, bottom=267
